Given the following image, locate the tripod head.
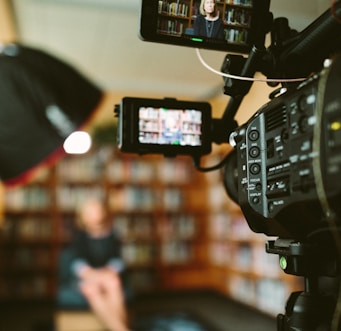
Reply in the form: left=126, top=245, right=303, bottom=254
left=266, top=233, right=341, bottom=331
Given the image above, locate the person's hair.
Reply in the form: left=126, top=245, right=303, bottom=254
left=199, top=0, right=218, bottom=16
left=75, top=196, right=107, bottom=230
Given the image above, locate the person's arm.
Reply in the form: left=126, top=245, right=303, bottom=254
left=106, top=258, right=125, bottom=273
left=216, top=19, right=225, bottom=40
left=71, top=258, right=92, bottom=277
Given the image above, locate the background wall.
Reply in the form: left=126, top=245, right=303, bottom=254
left=10, top=0, right=331, bottom=123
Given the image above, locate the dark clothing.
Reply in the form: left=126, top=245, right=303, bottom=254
left=193, top=15, right=225, bottom=40
left=57, top=229, right=126, bottom=309
left=70, top=230, right=122, bottom=268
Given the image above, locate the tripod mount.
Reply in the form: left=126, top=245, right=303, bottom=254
left=266, top=238, right=340, bottom=331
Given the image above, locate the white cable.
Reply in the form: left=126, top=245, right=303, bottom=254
left=195, top=48, right=307, bottom=83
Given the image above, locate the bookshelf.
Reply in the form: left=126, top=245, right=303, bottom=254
left=0, top=147, right=209, bottom=299
left=0, top=145, right=303, bottom=316
left=104, top=152, right=210, bottom=291
left=157, top=0, right=253, bottom=45
left=0, top=170, right=57, bottom=300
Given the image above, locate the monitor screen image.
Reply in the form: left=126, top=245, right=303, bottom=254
left=138, top=107, right=203, bottom=146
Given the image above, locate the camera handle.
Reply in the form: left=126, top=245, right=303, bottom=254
left=212, top=45, right=267, bottom=145
left=211, top=0, right=272, bottom=145
left=266, top=239, right=339, bottom=331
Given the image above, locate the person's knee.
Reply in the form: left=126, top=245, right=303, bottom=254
left=102, top=270, right=123, bottom=293
left=79, top=282, right=100, bottom=300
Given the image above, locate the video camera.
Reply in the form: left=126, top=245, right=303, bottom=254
left=114, top=1, right=341, bottom=329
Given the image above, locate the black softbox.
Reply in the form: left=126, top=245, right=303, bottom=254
left=0, top=43, right=103, bottom=186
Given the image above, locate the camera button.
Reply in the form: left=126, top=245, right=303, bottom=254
left=249, top=146, right=260, bottom=158
left=248, top=130, right=259, bottom=141
left=250, top=163, right=261, bottom=175
left=256, top=183, right=262, bottom=191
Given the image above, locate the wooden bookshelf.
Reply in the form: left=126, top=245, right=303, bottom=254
left=0, top=145, right=303, bottom=316
left=157, top=0, right=253, bottom=45
left=103, top=151, right=210, bottom=292
left=0, top=147, right=210, bottom=299
left=0, top=169, right=57, bottom=300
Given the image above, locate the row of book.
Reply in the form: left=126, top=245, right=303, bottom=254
left=113, top=215, right=155, bottom=239
left=121, top=241, right=193, bottom=265
left=108, top=187, right=184, bottom=212
left=139, top=131, right=201, bottom=146
left=209, top=210, right=271, bottom=243
left=57, top=155, right=103, bottom=182
left=225, top=27, right=248, bottom=44
left=161, top=240, right=193, bottom=263
left=106, top=158, right=192, bottom=184
left=158, top=18, right=185, bottom=36
left=158, top=214, right=197, bottom=239
left=139, top=120, right=202, bottom=135
left=140, top=108, right=203, bottom=123
left=2, top=247, right=53, bottom=269
left=158, top=0, right=253, bottom=19
left=4, top=187, right=51, bottom=211
left=225, top=7, right=251, bottom=26
left=0, top=276, right=51, bottom=299
left=1, top=217, right=52, bottom=241
left=158, top=1, right=190, bottom=17
left=57, top=186, right=104, bottom=211
left=4, top=181, right=193, bottom=213
left=4, top=183, right=196, bottom=215
left=122, top=242, right=155, bottom=265
left=209, top=241, right=281, bottom=276
left=227, top=275, right=290, bottom=316
left=37, top=147, right=193, bottom=185
left=113, top=214, right=197, bottom=240
left=226, top=0, right=253, bottom=6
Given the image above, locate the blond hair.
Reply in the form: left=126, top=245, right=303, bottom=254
left=199, top=0, right=219, bottom=16
left=75, top=196, right=107, bottom=230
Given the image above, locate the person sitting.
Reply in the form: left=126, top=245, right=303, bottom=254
left=57, top=197, right=130, bottom=331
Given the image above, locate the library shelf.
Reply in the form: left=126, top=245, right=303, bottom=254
left=0, top=145, right=303, bottom=316
left=0, top=147, right=208, bottom=300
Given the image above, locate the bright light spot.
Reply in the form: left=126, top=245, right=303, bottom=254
left=331, top=121, right=341, bottom=131
left=63, top=131, right=92, bottom=154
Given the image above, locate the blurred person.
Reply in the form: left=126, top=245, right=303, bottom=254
left=57, top=197, right=130, bottom=331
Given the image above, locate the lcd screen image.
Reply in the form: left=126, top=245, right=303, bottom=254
left=138, top=107, right=203, bottom=146
left=141, top=0, right=254, bottom=53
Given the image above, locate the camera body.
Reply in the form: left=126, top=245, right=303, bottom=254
left=119, top=0, right=341, bottom=242
left=228, top=57, right=341, bottom=240
left=116, top=97, right=212, bottom=157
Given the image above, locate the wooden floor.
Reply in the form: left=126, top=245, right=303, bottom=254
left=0, top=290, right=277, bottom=331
